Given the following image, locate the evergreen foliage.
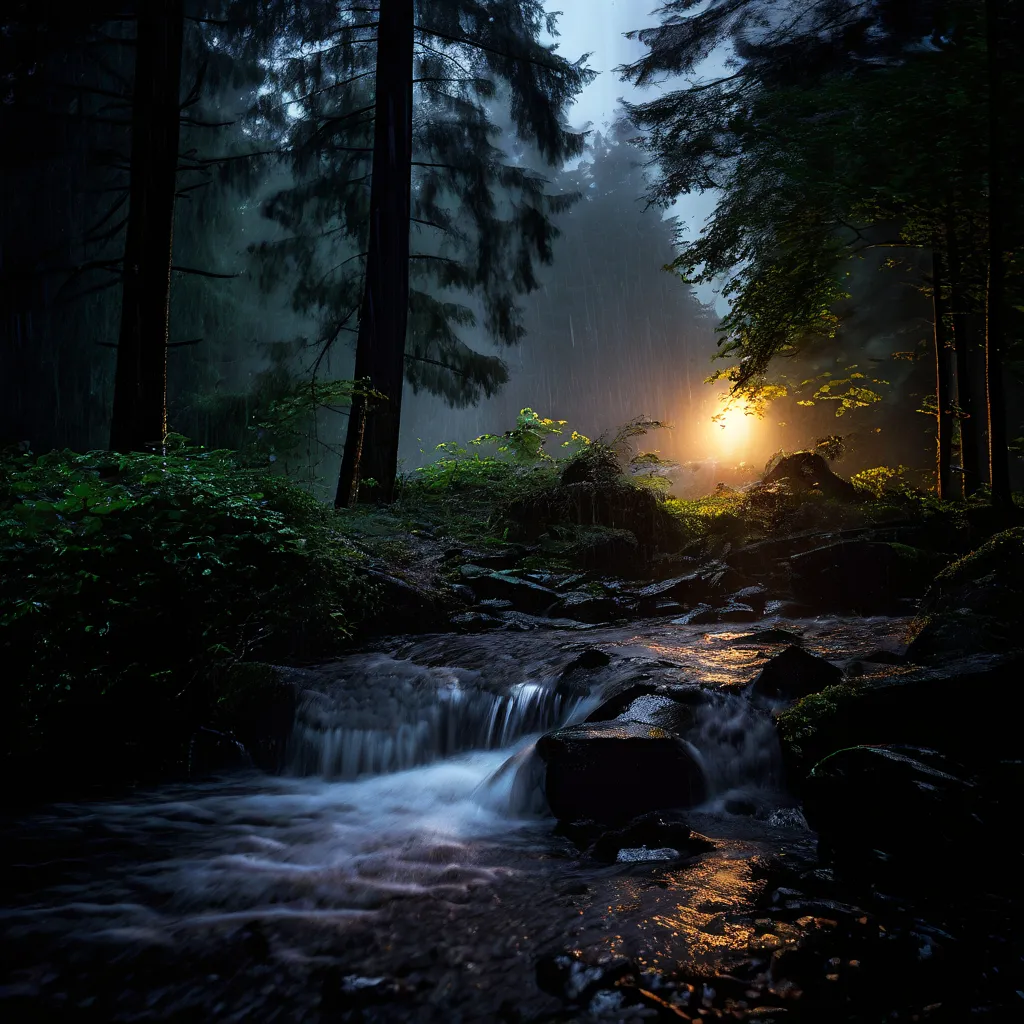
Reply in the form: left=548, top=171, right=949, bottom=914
left=237, top=0, right=594, bottom=408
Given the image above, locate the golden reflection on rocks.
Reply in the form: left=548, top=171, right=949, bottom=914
left=600, top=616, right=908, bottom=690
left=583, top=850, right=773, bottom=974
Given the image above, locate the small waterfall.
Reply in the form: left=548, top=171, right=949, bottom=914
left=686, top=692, right=783, bottom=795
left=289, top=654, right=587, bottom=779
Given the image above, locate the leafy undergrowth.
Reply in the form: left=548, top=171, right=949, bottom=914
left=0, top=440, right=375, bottom=773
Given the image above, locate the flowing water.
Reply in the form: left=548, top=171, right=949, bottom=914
left=0, top=616, right=909, bottom=1021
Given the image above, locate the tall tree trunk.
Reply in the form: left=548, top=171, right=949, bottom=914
left=335, top=0, right=414, bottom=507
left=932, top=248, right=953, bottom=500
left=984, top=0, right=1012, bottom=509
left=109, top=1, right=184, bottom=452
left=945, top=215, right=978, bottom=497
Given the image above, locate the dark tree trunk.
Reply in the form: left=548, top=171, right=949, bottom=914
left=984, top=0, right=1012, bottom=509
left=932, top=248, right=953, bottom=500
left=335, top=0, right=414, bottom=507
left=109, top=1, right=184, bottom=452
left=945, top=216, right=979, bottom=497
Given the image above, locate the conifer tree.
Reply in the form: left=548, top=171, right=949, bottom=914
left=109, top=2, right=186, bottom=452
left=241, top=1, right=593, bottom=504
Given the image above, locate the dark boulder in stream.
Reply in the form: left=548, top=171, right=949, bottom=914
left=536, top=720, right=706, bottom=824
left=803, top=744, right=980, bottom=888
left=750, top=644, right=843, bottom=702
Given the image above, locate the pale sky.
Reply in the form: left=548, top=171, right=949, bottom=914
left=544, top=1, right=729, bottom=314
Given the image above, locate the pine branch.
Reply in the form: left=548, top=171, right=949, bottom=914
left=414, top=40, right=474, bottom=77
left=414, top=25, right=571, bottom=74
left=404, top=354, right=474, bottom=380
left=171, top=265, right=239, bottom=279
left=179, top=115, right=235, bottom=128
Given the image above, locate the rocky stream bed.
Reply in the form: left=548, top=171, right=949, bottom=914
left=2, top=604, right=1022, bottom=1023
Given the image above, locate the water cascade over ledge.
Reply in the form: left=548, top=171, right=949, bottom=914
left=287, top=653, right=593, bottom=779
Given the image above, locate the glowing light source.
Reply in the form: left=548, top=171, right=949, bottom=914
left=711, top=403, right=754, bottom=456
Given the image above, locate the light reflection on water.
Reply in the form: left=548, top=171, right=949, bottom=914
left=573, top=826, right=815, bottom=976
left=0, top=615, right=909, bottom=1016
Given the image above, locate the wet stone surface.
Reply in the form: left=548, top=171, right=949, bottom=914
left=1, top=615, right=1021, bottom=1021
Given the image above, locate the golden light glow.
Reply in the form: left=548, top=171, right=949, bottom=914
left=711, top=402, right=754, bottom=457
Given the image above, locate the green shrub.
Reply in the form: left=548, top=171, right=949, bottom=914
left=0, top=440, right=373, bottom=756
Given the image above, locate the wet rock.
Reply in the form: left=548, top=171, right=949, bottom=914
left=573, top=648, right=613, bottom=669
left=790, top=540, right=948, bottom=614
left=588, top=810, right=714, bottom=863
left=751, top=645, right=843, bottom=702
left=774, top=652, right=1024, bottom=790
left=908, top=526, right=1024, bottom=661
left=635, top=561, right=741, bottom=612
left=713, top=601, right=758, bottom=623
left=468, top=571, right=559, bottom=614
left=536, top=952, right=638, bottom=1005
left=449, top=611, right=502, bottom=632
left=729, top=584, right=770, bottom=611
left=556, top=590, right=620, bottom=623
left=585, top=682, right=707, bottom=727
left=731, top=628, right=804, bottom=646
left=497, top=610, right=592, bottom=631
left=536, top=720, right=707, bottom=824
left=762, top=598, right=808, bottom=617
left=671, top=603, right=716, bottom=625
left=803, top=745, right=979, bottom=888
left=763, top=452, right=859, bottom=501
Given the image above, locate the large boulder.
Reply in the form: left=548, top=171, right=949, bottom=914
left=750, top=645, right=843, bottom=702
left=535, top=720, right=707, bottom=824
left=789, top=539, right=948, bottom=613
left=763, top=451, right=859, bottom=501
left=774, top=653, right=1022, bottom=787
left=803, top=745, right=979, bottom=889
left=908, top=526, right=1024, bottom=661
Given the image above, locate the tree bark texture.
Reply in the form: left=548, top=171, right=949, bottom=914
left=984, top=0, right=1012, bottom=508
left=109, top=1, right=184, bottom=452
left=335, top=0, right=414, bottom=507
left=932, top=249, right=953, bottom=500
left=944, top=216, right=979, bottom=497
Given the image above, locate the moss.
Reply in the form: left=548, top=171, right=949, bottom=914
left=775, top=683, right=861, bottom=780
left=934, top=526, right=1024, bottom=586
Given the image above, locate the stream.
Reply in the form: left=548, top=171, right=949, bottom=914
left=0, top=615, right=913, bottom=1021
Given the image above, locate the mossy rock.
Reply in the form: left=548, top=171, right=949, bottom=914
left=908, top=527, right=1024, bottom=661
left=774, top=654, right=1021, bottom=790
